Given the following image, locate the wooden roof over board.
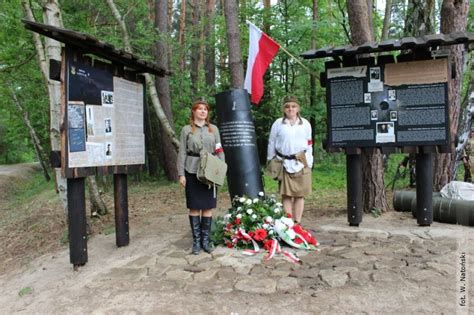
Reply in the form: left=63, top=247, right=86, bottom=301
left=23, top=19, right=170, bottom=77
left=301, top=32, right=474, bottom=59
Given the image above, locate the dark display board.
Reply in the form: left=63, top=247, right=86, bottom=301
left=325, top=59, right=449, bottom=149
left=68, top=60, right=113, bottom=105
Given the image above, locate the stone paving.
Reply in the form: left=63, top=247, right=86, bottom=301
left=0, top=211, right=473, bottom=314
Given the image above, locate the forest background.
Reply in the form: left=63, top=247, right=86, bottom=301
left=0, top=0, right=473, bottom=215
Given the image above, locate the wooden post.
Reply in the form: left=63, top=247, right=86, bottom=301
left=346, top=153, right=363, bottom=226
left=67, top=178, right=88, bottom=267
left=114, top=174, right=129, bottom=246
left=416, top=152, right=433, bottom=226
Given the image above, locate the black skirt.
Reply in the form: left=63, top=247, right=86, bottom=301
left=185, top=171, right=217, bottom=209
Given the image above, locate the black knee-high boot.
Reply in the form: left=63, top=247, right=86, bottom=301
left=189, top=215, right=201, bottom=255
left=201, top=216, right=213, bottom=253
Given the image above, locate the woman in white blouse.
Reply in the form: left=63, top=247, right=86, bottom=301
left=267, top=96, right=313, bottom=223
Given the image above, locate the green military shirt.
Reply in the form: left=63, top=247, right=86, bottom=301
left=177, top=123, right=225, bottom=176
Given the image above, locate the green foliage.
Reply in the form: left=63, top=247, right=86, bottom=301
left=0, top=2, right=49, bottom=164
left=263, top=156, right=346, bottom=194
left=213, top=194, right=286, bottom=248
left=18, top=287, right=33, bottom=297
left=211, top=215, right=226, bottom=245
left=313, top=156, right=346, bottom=190
left=103, top=225, right=115, bottom=236
left=1, top=1, right=472, bottom=188
left=384, top=153, right=414, bottom=190
left=6, top=172, right=55, bottom=210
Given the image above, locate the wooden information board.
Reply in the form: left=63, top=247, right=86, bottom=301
left=62, top=48, right=146, bottom=178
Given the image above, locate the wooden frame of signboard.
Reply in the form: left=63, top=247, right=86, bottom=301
left=23, top=20, right=168, bottom=269
left=301, top=31, right=474, bottom=228
left=61, top=47, right=147, bottom=268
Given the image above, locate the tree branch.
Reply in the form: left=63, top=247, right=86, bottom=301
left=21, top=1, right=48, bottom=83
left=0, top=53, right=35, bottom=73
left=105, top=0, right=179, bottom=151
left=337, top=0, right=353, bottom=44
left=6, top=80, right=51, bottom=181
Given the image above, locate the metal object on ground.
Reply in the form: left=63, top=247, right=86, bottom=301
left=393, top=190, right=474, bottom=226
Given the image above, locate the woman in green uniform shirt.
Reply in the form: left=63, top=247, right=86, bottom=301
left=176, top=98, right=225, bottom=255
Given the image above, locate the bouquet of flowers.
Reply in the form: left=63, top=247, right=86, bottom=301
left=212, top=192, right=319, bottom=262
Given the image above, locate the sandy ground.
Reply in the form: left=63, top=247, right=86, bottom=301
left=0, top=163, right=473, bottom=314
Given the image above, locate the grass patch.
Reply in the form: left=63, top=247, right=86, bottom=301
left=7, top=172, right=56, bottom=208
left=313, top=161, right=346, bottom=190
left=103, top=224, right=115, bottom=235
left=18, top=287, right=33, bottom=297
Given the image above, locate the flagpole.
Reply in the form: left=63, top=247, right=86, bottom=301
left=247, top=20, right=315, bottom=76
left=277, top=45, right=313, bottom=74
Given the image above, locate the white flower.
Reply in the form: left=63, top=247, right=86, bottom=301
left=253, top=198, right=259, bottom=204
left=251, top=214, right=257, bottom=219
left=274, top=219, right=287, bottom=232
left=258, top=191, right=264, bottom=196
left=262, top=223, right=269, bottom=229
left=274, top=208, right=280, bottom=213
left=274, top=218, right=296, bottom=239
left=239, top=197, right=246, bottom=203
left=265, top=216, right=273, bottom=223
left=237, top=207, right=242, bottom=211
left=280, top=217, right=294, bottom=227
left=236, top=214, right=242, bottom=219
left=245, top=199, right=252, bottom=205
left=246, top=209, right=253, bottom=214
left=276, top=202, right=283, bottom=207
left=223, top=214, right=231, bottom=220
left=269, top=230, right=274, bottom=235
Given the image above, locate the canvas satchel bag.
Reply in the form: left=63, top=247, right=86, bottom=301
left=267, top=157, right=283, bottom=181
left=197, top=150, right=228, bottom=187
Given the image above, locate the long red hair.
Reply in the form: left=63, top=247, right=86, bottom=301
left=190, top=103, right=213, bottom=133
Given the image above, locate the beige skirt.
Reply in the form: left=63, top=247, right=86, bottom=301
left=280, top=167, right=312, bottom=197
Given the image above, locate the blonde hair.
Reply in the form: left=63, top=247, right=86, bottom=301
left=281, top=101, right=303, bottom=125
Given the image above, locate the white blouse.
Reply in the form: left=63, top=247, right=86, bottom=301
left=267, top=117, right=314, bottom=173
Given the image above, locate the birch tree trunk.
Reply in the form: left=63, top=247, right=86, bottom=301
left=347, top=0, right=389, bottom=212
left=404, top=0, right=435, bottom=37
left=86, top=176, right=107, bottom=216
left=155, top=0, right=178, bottom=180
left=204, top=0, right=216, bottom=92
left=22, top=0, right=67, bottom=210
left=433, top=0, right=469, bottom=190
left=7, top=83, right=50, bottom=181
left=223, top=0, right=244, bottom=88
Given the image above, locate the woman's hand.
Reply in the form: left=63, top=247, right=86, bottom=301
left=179, top=175, right=186, bottom=187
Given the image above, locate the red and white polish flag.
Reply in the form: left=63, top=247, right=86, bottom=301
left=244, top=21, right=280, bottom=105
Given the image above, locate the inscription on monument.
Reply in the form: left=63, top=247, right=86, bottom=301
left=219, top=121, right=256, bottom=147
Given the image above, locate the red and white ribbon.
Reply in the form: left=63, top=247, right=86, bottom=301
left=237, top=228, right=260, bottom=255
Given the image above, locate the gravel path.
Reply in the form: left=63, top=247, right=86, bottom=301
left=0, top=209, right=472, bottom=314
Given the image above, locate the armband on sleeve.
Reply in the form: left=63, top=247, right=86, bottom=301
left=215, top=142, right=224, bottom=154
